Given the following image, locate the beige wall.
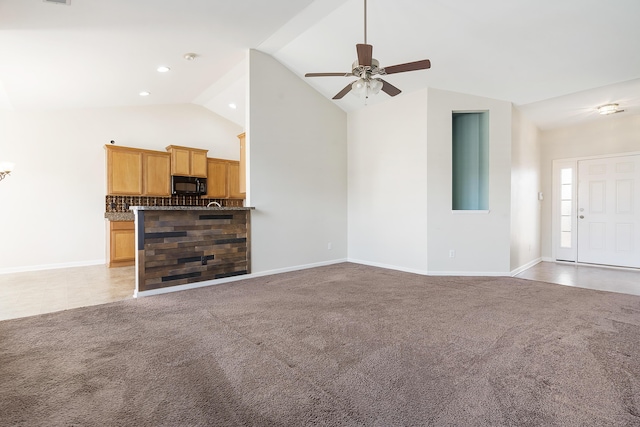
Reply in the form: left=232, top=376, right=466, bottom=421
left=0, top=104, right=242, bottom=273
left=540, top=114, right=640, bottom=259
left=348, top=87, right=518, bottom=275
left=248, top=50, right=348, bottom=273
left=426, top=88, right=513, bottom=274
left=510, top=107, right=542, bottom=272
left=347, top=89, right=429, bottom=273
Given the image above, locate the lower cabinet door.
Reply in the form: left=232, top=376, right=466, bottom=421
left=109, top=221, right=135, bottom=267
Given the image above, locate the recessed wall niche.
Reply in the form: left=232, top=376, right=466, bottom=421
left=452, top=111, right=489, bottom=210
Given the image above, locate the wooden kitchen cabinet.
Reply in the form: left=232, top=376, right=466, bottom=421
left=106, top=146, right=143, bottom=195
left=204, top=158, right=244, bottom=200
left=166, top=145, right=208, bottom=177
left=107, top=221, right=135, bottom=267
left=228, top=160, right=244, bottom=199
left=206, top=158, right=229, bottom=198
left=191, top=150, right=208, bottom=177
left=105, top=145, right=170, bottom=196
left=143, top=151, right=171, bottom=196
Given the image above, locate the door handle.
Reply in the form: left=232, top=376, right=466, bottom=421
left=579, top=215, right=584, bottom=219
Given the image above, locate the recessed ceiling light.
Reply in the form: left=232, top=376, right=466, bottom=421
left=139, top=91, right=150, bottom=97
left=228, top=103, right=237, bottom=109
left=183, top=53, right=197, bottom=61
left=597, top=103, right=623, bottom=115
left=157, top=66, right=170, bottom=73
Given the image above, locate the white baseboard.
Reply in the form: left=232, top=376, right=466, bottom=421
left=510, top=258, right=543, bottom=276
left=541, top=256, right=555, bottom=262
left=347, top=259, right=512, bottom=277
left=135, top=258, right=348, bottom=298
left=425, top=270, right=510, bottom=277
left=0, top=259, right=106, bottom=275
left=347, top=258, right=429, bottom=276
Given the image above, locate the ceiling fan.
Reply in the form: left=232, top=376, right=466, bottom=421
left=305, top=0, right=431, bottom=100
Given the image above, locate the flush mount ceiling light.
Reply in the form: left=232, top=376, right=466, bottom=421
left=139, top=91, right=150, bottom=97
left=597, top=103, right=624, bottom=115
left=228, top=103, right=237, bottom=109
left=157, top=66, right=170, bottom=73
left=183, top=53, right=197, bottom=61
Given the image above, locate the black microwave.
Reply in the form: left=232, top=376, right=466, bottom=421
left=171, top=176, right=207, bottom=195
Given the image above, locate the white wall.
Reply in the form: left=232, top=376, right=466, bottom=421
left=347, top=89, right=429, bottom=273
left=426, top=88, right=512, bottom=275
left=347, top=87, right=515, bottom=276
left=539, top=114, right=640, bottom=259
left=247, top=50, right=348, bottom=273
left=0, top=104, right=242, bottom=273
left=510, top=107, right=542, bottom=272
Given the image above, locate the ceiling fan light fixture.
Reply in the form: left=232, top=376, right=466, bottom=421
left=305, top=0, right=430, bottom=101
left=370, top=78, right=383, bottom=95
left=352, top=78, right=368, bottom=96
left=598, top=103, right=621, bottom=115
left=351, top=78, right=383, bottom=98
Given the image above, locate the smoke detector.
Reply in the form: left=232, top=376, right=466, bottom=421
left=43, top=0, right=71, bottom=5
left=183, top=53, right=197, bottom=61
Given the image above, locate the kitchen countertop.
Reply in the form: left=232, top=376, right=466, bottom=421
left=105, top=212, right=135, bottom=221
left=105, top=206, right=254, bottom=221
left=129, top=206, right=254, bottom=211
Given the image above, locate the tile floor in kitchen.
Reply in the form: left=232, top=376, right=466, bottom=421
left=1, top=261, right=639, bottom=321
left=0, top=265, right=135, bottom=321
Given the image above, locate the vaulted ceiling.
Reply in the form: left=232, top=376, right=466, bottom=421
left=1, top=0, right=639, bottom=130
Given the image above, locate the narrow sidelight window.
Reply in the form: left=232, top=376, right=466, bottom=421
left=559, top=167, right=573, bottom=248
left=452, top=111, right=489, bottom=210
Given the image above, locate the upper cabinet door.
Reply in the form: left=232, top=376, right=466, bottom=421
left=106, top=146, right=143, bottom=195
left=191, top=150, right=208, bottom=178
left=166, top=145, right=208, bottom=177
left=169, top=146, right=191, bottom=176
left=205, top=159, right=228, bottom=199
left=228, top=160, right=244, bottom=199
left=143, top=152, right=171, bottom=196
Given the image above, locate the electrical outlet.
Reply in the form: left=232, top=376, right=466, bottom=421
left=328, top=242, right=332, bottom=250
left=449, top=249, right=455, bottom=258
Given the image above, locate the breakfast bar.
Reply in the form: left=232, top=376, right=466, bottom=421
left=130, top=206, right=253, bottom=296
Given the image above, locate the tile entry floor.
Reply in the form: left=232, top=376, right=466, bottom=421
left=0, top=265, right=135, bottom=321
left=1, top=261, right=639, bottom=322
left=515, top=261, right=640, bottom=296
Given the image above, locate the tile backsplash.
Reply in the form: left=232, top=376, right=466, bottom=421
left=105, top=195, right=244, bottom=213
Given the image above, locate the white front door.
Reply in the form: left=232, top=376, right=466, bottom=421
left=577, top=155, right=640, bottom=268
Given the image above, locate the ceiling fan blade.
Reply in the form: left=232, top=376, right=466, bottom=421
left=383, top=59, right=431, bottom=75
left=356, top=44, right=373, bottom=67
left=333, top=81, right=357, bottom=99
left=305, top=72, right=354, bottom=77
left=379, top=79, right=401, bottom=97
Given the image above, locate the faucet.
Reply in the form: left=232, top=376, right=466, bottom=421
left=207, top=201, right=222, bottom=208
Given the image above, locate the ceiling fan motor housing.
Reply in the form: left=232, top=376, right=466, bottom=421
left=352, top=58, right=382, bottom=78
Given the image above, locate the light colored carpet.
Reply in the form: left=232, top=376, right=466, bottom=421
left=1, top=263, right=640, bottom=426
